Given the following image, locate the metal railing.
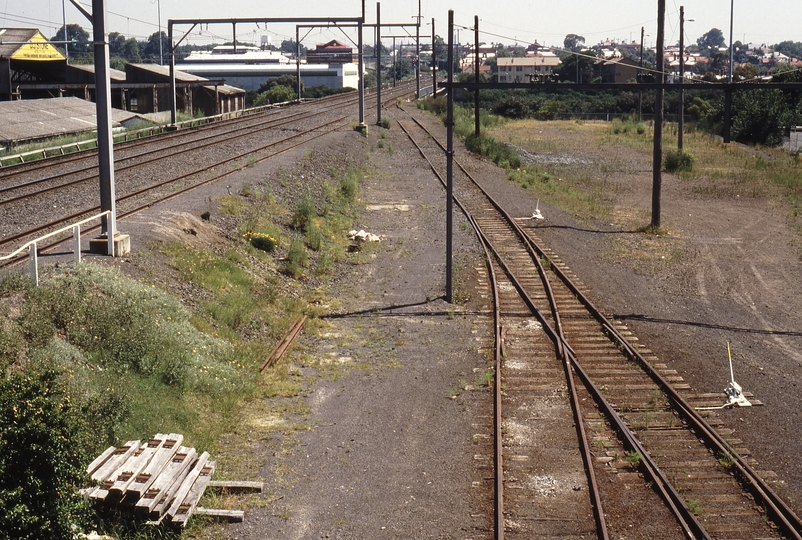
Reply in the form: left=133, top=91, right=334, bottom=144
left=0, top=211, right=111, bottom=285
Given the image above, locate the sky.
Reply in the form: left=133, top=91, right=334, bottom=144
left=3, top=0, right=802, bottom=51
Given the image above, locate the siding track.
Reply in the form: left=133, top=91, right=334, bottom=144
left=395, top=103, right=802, bottom=540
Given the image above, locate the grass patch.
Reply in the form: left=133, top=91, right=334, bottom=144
left=663, top=148, right=695, bottom=173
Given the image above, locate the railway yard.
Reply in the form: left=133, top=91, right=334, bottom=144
left=2, top=82, right=802, bottom=539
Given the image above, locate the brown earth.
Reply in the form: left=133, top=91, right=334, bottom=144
left=96, top=100, right=801, bottom=537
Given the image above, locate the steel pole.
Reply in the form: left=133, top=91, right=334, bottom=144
left=446, top=10, right=454, bottom=303
left=678, top=6, right=685, bottom=150
left=652, top=0, right=665, bottom=228
left=296, top=27, right=301, bottom=100
left=358, top=0, right=365, bottom=127
left=474, top=15, right=480, bottom=138
left=376, top=2, right=381, bottom=126
left=158, top=0, right=163, bottom=65
left=431, top=17, right=436, bottom=96
left=92, top=0, right=117, bottom=254
left=62, top=0, right=69, bottom=64
left=169, top=22, right=176, bottom=125
left=728, top=0, right=734, bottom=83
left=639, top=26, right=644, bottom=121
left=415, top=0, right=420, bottom=98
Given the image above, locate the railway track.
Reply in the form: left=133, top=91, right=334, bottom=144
left=394, top=103, right=802, bottom=539
left=0, top=81, right=420, bottom=266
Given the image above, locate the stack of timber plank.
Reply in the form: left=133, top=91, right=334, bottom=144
left=83, top=433, right=218, bottom=527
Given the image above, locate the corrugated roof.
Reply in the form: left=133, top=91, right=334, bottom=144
left=0, top=28, right=39, bottom=58
left=68, top=63, right=127, bottom=82
left=128, top=63, right=209, bottom=82
left=0, top=28, right=65, bottom=61
left=0, top=96, right=140, bottom=144
left=202, top=84, right=245, bottom=95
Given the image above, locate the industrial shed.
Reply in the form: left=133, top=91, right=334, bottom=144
left=0, top=28, right=67, bottom=100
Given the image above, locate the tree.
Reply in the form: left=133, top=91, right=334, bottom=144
left=773, top=41, right=802, bottom=60
left=393, top=58, right=414, bottom=81
left=0, top=370, right=90, bottom=539
left=511, top=45, right=527, bottom=58
left=142, top=31, right=167, bottom=62
left=280, top=39, right=307, bottom=56
left=697, top=28, right=725, bottom=54
left=50, top=24, right=91, bottom=56
left=733, top=63, right=759, bottom=81
left=564, top=34, right=586, bottom=53
left=553, top=49, right=596, bottom=83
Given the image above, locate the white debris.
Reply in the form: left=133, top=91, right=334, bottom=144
left=531, top=199, right=545, bottom=221
left=348, top=229, right=381, bottom=242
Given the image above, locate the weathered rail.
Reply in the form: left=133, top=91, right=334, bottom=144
left=395, top=102, right=802, bottom=539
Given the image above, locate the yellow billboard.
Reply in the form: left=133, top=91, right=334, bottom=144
left=11, top=32, right=66, bottom=61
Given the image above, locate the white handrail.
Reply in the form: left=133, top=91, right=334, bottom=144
left=1, top=211, right=111, bottom=285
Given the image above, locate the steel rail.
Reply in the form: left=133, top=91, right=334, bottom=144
left=0, top=116, right=349, bottom=267
left=413, top=99, right=801, bottom=536
left=466, top=213, right=504, bottom=540
left=518, top=227, right=802, bottom=539
left=0, top=80, right=420, bottom=268
left=0, top=87, right=366, bottom=175
left=395, top=114, right=609, bottom=539
left=0, top=102, right=358, bottom=202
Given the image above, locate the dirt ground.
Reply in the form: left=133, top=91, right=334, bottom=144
left=106, top=100, right=802, bottom=537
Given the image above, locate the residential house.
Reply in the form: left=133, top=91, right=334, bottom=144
left=306, top=40, right=356, bottom=64
left=497, top=54, right=560, bottom=82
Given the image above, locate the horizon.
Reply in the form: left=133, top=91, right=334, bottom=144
left=4, top=1, right=801, bottom=52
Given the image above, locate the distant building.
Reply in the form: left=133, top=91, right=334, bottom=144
left=306, top=40, right=356, bottom=64
left=497, top=55, right=560, bottom=82
left=0, top=27, right=244, bottom=117
left=0, top=28, right=66, bottom=100
left=593, top=57, right=639, bottom=83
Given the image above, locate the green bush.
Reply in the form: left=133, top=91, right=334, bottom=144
left=306, top=223, right=323, bottom=252
left=380, top=116, right=391, bottom=129
left=465, top=133, right=522, bottom=169
left=245, top=232, right=278, bottom=252
left=339, top=171, right=359, bottom=203
left=664, top=149, right=695, bottom=173
left=292, top=196, right=316, bottom=232
left=0, top=370, right=91, bottom=539
left=283, top=238, right=308, bottom=278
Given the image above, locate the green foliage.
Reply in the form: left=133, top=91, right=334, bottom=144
left=254, top=84, right=297, bottom=106
left=306, top=223, right=323, bottom=251
left=303, top=85, right=354, bottom=99
left=697, top=28, right=726, bottom=52
left=610, top=116, right=648, bottom=135
left=244, top=231, right=278, bottom=252
left=339, top=170, right=360, bottom=203
left=731, top=89, right=800, bottom=147
left=283, top=238, right=308, bottom=278
left=380, top=116, right=391, bottom=129
left=664, top=149, right=695, bottom=173
left=465, top=133, right=522, bottom=169
left=626, top=450, right=643, bottom=468
left=292, top=196, right=317, bottom=232
left=0, top=370, right=91, bottom=539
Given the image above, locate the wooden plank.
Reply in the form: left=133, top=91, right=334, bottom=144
left=127, top=433, right=183, bottom=499
left=108, top=436, right=167, bottom=497
left=207, top=480, right=263, bottom=492
left=170, top=460, right=216, bottom=527
left=134, top=446, right=197, bottom=517
left=155, top=452, right=209, bottom=520
left=86, top=446, right=116, bottom=476
left=89, top=440, right=141, bottom=482
left=194, top=507, right=244, bottom=522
